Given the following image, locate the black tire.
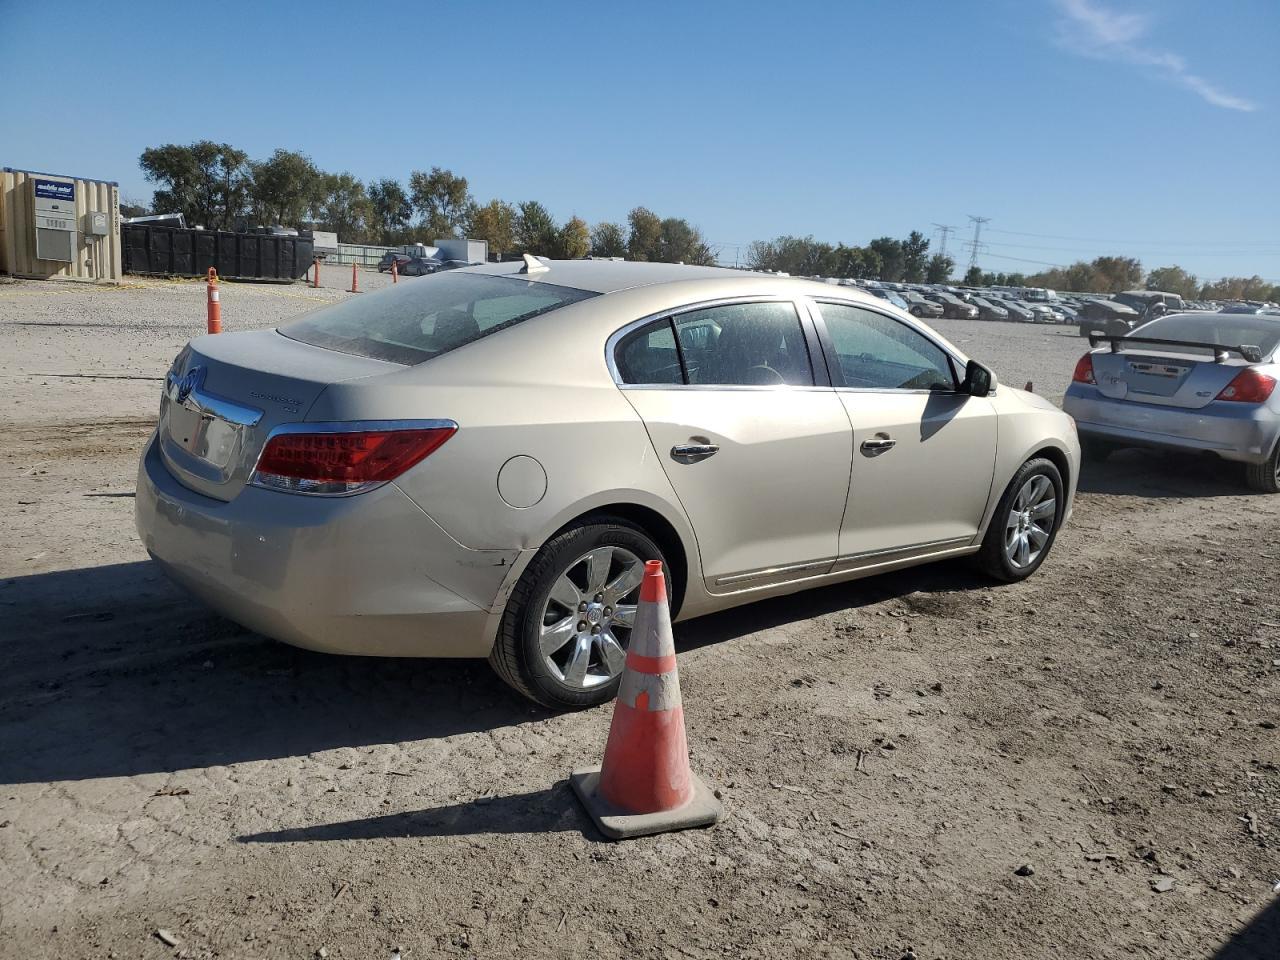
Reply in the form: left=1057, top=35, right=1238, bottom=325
left=1244, top=442, right=1280, bottom=493
left=974, top=458, right=1065, bottom=583
left=488, top=516, right=669, bottom=709
left=911, top=306, right=924, bottom=318
left=1080, top=436, right=1116, bottom=463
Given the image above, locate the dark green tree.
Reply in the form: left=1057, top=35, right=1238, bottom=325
left=514, top=201, right=559, bottom=255
left=926, top=253, right=955, bottom=284
left=140, top=141, right=251, bottom=229
left=367, top=178, right=413, bottom=244
left=248, top=149, right=323, bottom=227
left=901, top=230, right=931, bottom=283
left=867, top=237, right=906, bottom=282
left=409, top=167, right=471, bottom=238
left=627, top=207, right=664, bottom=261
left=590, top=221, right=627, bottom=258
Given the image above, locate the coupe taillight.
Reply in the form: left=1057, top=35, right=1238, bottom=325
left=1071, top=353, right=1096, bottom=385
left=1216, top=368, right=1277, bottom=404
left=252, top=424, right=456, bottom=495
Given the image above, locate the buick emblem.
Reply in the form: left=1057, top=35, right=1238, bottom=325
left=167, top=366, right=205, bottom=404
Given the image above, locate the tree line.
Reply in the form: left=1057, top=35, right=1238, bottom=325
left=746, top=232, right=1278, bottom=301
left=962, top=259, right=1279, bottom=302
left=746, top=233, right=955, bottom=285
left=134, top=140, right=716, bottom=264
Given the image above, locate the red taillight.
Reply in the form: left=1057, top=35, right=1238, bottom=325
left=253, top=425, right=456, bottom=495
left=1072, top=353, right=1096, bottom=385
left=1216, top=368, right=1277, bottom=404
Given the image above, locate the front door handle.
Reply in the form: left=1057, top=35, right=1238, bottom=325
left=671, top=442, right=719, bottom=464
left=860, top=436, right=897, bottom=456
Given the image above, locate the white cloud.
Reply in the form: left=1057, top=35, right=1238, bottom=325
left=1053, top=0, right=1257, bottom=112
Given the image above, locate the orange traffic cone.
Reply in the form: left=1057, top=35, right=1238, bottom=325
left=350, top=261, right=360, bottom=293
left=570, top=560, right=722, bottom=839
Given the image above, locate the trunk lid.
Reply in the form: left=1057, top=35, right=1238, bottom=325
left=159, top=329, right=402, bottom=501
left=1090, top=348, right=1245, bottom=410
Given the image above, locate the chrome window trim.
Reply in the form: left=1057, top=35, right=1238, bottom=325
left=807, top=297, right=969, bottom=394
left=605, top=294, right=820, bottom=389
left=248, top=418, right=459, bottom=498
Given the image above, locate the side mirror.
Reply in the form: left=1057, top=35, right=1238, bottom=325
left=963, top=359, right=996, bottom=397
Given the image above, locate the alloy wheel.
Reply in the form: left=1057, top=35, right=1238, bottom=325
left=539, top=545, right=644, bottom=689
left=1004, top=475, right=1057, bottom=570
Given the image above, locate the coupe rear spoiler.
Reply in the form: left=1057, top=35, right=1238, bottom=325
left=1086, top=332, right=1263, bottom=364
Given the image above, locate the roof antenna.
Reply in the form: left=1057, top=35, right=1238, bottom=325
left=519, top=253, right=549, bottom=274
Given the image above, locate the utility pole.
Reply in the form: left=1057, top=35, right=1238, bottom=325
left=931, top=223, right=955, bottom=260
left=965, top=215, right=990, bottom=271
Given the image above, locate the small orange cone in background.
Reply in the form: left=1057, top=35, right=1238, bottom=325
left=391, top=258, right=398, bottom=284
left=350, top=261, right=360, bottom=293
left=205, top=267, right=222, bottom=334
left=570, top=560, right=722, bottom=840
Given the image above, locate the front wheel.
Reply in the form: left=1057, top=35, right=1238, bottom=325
left=489, top=517, right=669, bottom=709
left=974, top=458, right=1064, bottom=583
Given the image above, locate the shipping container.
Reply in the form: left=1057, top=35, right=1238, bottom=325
left=0, top=168, right=122, bottom=283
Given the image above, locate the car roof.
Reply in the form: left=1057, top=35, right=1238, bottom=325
left=456, top=259, right=771, bottom=295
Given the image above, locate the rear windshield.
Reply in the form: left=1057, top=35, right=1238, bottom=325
left=1132, top=313, right=1280, bottom=359
left=279, top=272, right=597, bottom=365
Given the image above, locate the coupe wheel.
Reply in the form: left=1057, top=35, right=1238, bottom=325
left=489, top=517, right=668, bottom=709
left=974, top=458, right=1064, bottom=582
left=1245, top=442, right=1280, bottom=494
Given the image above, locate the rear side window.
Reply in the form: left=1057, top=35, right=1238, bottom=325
left=616, top=321, right=683, bottom=385
left=615, top=301, right=813, bottom=387
left=279, top=272, right=597, bottom=365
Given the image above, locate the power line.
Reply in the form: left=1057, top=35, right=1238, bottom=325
left=985, top=227, right=1280, bottom=247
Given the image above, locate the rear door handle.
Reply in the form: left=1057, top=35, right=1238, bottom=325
left=860, top=436, right=896, bottom=456
left=671, top=442, right=719, bottom=464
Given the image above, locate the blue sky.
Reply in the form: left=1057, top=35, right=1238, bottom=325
left=3, top=0, right=1276, bottom=280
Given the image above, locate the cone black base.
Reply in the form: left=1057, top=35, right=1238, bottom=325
left=570, top=766, right=723, bottom=840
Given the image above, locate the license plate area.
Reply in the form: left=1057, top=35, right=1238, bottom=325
left=1128, top=360, right=1188, bottom=379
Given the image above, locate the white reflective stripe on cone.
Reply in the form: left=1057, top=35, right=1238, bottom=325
left=628, top=599, right=674, bottom=660
left=618, top=670, right=682, bottom=712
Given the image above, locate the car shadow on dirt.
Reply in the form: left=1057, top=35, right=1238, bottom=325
left=0, top=561, right=543, bottom=786
left=1078, top=448, right=1262, bottom=499
left=1210, top=897, right=1280, bottom=960
left=0, top=555, right=990, bottom=787
left=238, top=782, right=595, bottom=844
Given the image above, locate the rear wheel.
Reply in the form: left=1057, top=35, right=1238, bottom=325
left=1245, top=442, right=1280, bottom=494
left=489, top=517, right=668, bottom=709
left=974, top=458, right=1064, bottom=583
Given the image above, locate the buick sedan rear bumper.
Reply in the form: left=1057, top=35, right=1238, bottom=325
left=1064, top=385, right=1279, bottom=464
left=135, top=432, right=514, bottom=657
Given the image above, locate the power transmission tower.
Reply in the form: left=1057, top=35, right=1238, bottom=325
left=964, top=215, right=990, bottom=271
left=931, top=223, right=955, bottom=260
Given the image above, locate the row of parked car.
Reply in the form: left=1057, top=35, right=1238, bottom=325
left=376, top=252, right=482, bottom=276
left=824, top=277, right=1279, bottom=338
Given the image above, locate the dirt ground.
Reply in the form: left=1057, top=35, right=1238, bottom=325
left=1, top=273, right=1277, bottom=960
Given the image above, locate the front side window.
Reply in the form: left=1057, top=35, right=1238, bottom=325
left=818, top=302, right=956, bottom=391
left=615, top=301, right=813, bottom=387
left=280, top=272, right=597, bottom=365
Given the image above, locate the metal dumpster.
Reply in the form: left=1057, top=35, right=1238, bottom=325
left=122, top=225, right=314, bottom=281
